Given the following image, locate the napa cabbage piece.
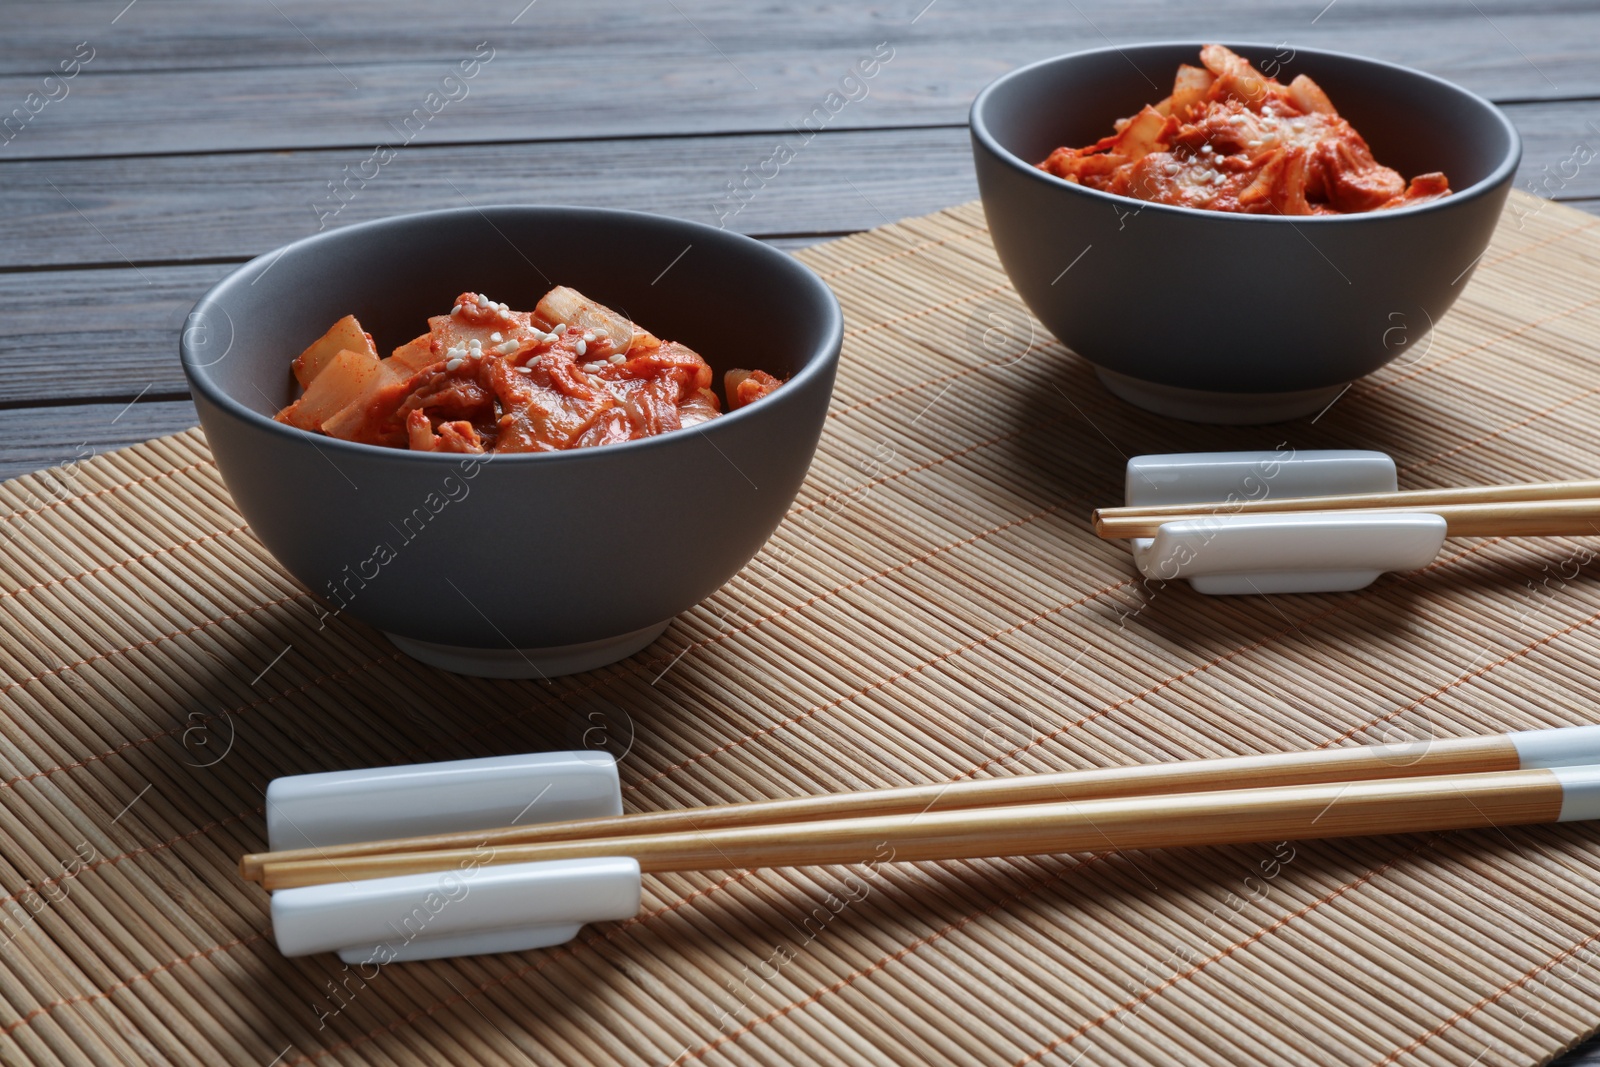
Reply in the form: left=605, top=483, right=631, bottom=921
left=273, top=287, right=789, bottom=452
left=1038, top=45, right=1451, bottom=215
left=291, top=315, right=376, bottom=388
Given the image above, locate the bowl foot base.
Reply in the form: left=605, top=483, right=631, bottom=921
left=385, top=621, right=671, bottom=679
left=1096, top=369, right=1350, bottom=425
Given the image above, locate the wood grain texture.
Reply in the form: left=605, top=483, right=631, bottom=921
left=239, top=732, right=1525, bottom=880
left=0, top=127, right=978, bottom=269
left=0, top=2, right=1596, bottom=163
left=1099, top=498, right=1600, bottom=539
left=6, top=0, right=1598, bottom=84
left=0, top=398, right=196, bottom=481
left=0, top=106, right=1596, bottom=271
left=1096, top=479, right=1600, bottom=533
left=0, top=263, right=229, bottom=403
left=257, top=769, right=1568, bottom=889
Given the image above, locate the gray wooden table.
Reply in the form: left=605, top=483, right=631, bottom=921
left=4, top=2, right=1599, bottom=1062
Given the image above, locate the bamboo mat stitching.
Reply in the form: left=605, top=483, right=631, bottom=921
left=1371, top=927, right=1600, bottom=1066
left=0, top=535, right=1551, bottom=1059
left=0, top=459, right=214, bottom=527
left=1014, top=838, right=1438, bottom=1067
left=1394, top=387, right=1600, bottom=474
left=813, top=226, right=989, bottom=281
left=0, top=377, right=1583, bottom=798
left=0, top=213, right=1587, bottom=531
left=0, top=424, right=1579, bottom=1035
left=1360, top=288, right=1600, bottom=400
left=3, top=196, right=1600, bottom=1065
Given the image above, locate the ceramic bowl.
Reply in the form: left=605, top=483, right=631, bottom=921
left=970, top=41, right=1520, bottom=423
left=181, top=206, right=841, bottom=677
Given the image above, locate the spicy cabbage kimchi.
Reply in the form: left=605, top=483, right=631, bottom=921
left=274, top=287, right=785, bottom=453
left=1039, top=45, right=1450, bottom=215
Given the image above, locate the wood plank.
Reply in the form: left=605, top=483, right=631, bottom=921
left=0, top=399, right=195, bottom=482
left=0, top=263, right=228, bottom=403
left=4, top=102, right=1599, bottom=270
left=0, top=126, right=978, bottom=269
left=0, top=247, right=876, bottom=409
left=7, top=0, right=1599, bottom=92
left=0, top=122, right=983, bottom=409
left=3, top=47, right=959, bottom=160
left=9, top=192, right=1597, bottom=429
left=6, top=194, right=1600, bottom=415
left=4, top=4, right=1600, bottom=160
left=1498, top=99, right=1600, bottom=201
left=0, top=107, right=1595, bottom=409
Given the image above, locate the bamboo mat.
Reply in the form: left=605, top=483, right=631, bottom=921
left=3, top=190, right=1600, bottom=1067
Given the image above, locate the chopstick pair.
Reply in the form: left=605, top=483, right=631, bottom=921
left=243, top=725, right=1600, bottom=891
left=1092, top=477, right=1600, bottom=540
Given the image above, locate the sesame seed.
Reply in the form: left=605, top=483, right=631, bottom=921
left=490, top=332, right=503, bottom=342
left=1248, top=139, right=1262, bottom=147
left=593, top=328, right=609, bottom=337
left=517, top=366, right=533, bottom=375
left=1201, top=144, right=1213, bottom=153
left=552, top=323, right=567, bottom=336
left=446, top=358, right=463, bottom=371
left=575, top=339, right=587, bottom=356
left=582, top=362, right=601, bottom=372
left=582, top=331, right=595, bottom=342
left=468, top=339, right=482, bottom=349
left=451, top=305, right=462, bottom=316
left=608, top=354, right=625, bottom=364
left=495, top=341, right=519, bottom=355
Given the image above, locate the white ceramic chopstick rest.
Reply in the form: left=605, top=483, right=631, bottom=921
left=266, top=752, right=641, bottom=962
left=1124, top=450, right=1448, bottom=595
left=265, top=751, right=625, bottom=849
left=271, top=857, right=641, bottom=960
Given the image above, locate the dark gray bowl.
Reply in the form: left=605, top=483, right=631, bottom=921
left=181, top=206, right=841, bottom=678
left=970, top=42, right=1520, bottom=423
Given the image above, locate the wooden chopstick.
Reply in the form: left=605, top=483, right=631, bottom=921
left=1092, top=478, right=1600, bottom=539
left=1094, top=497, right=1600, bottom=540
left=256, top=767, right=1569, bottom=890
left=240, top=732, right=1528, bottom=882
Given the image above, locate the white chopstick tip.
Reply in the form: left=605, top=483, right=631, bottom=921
left=1509, top=724, right=1600, bottom=770
left=1552, top=765, right=1600, bottom=822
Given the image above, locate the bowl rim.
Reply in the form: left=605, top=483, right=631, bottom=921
left=181, top=204, right=844, bottom=465
left=968, top=39, right=1523, bottom=225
